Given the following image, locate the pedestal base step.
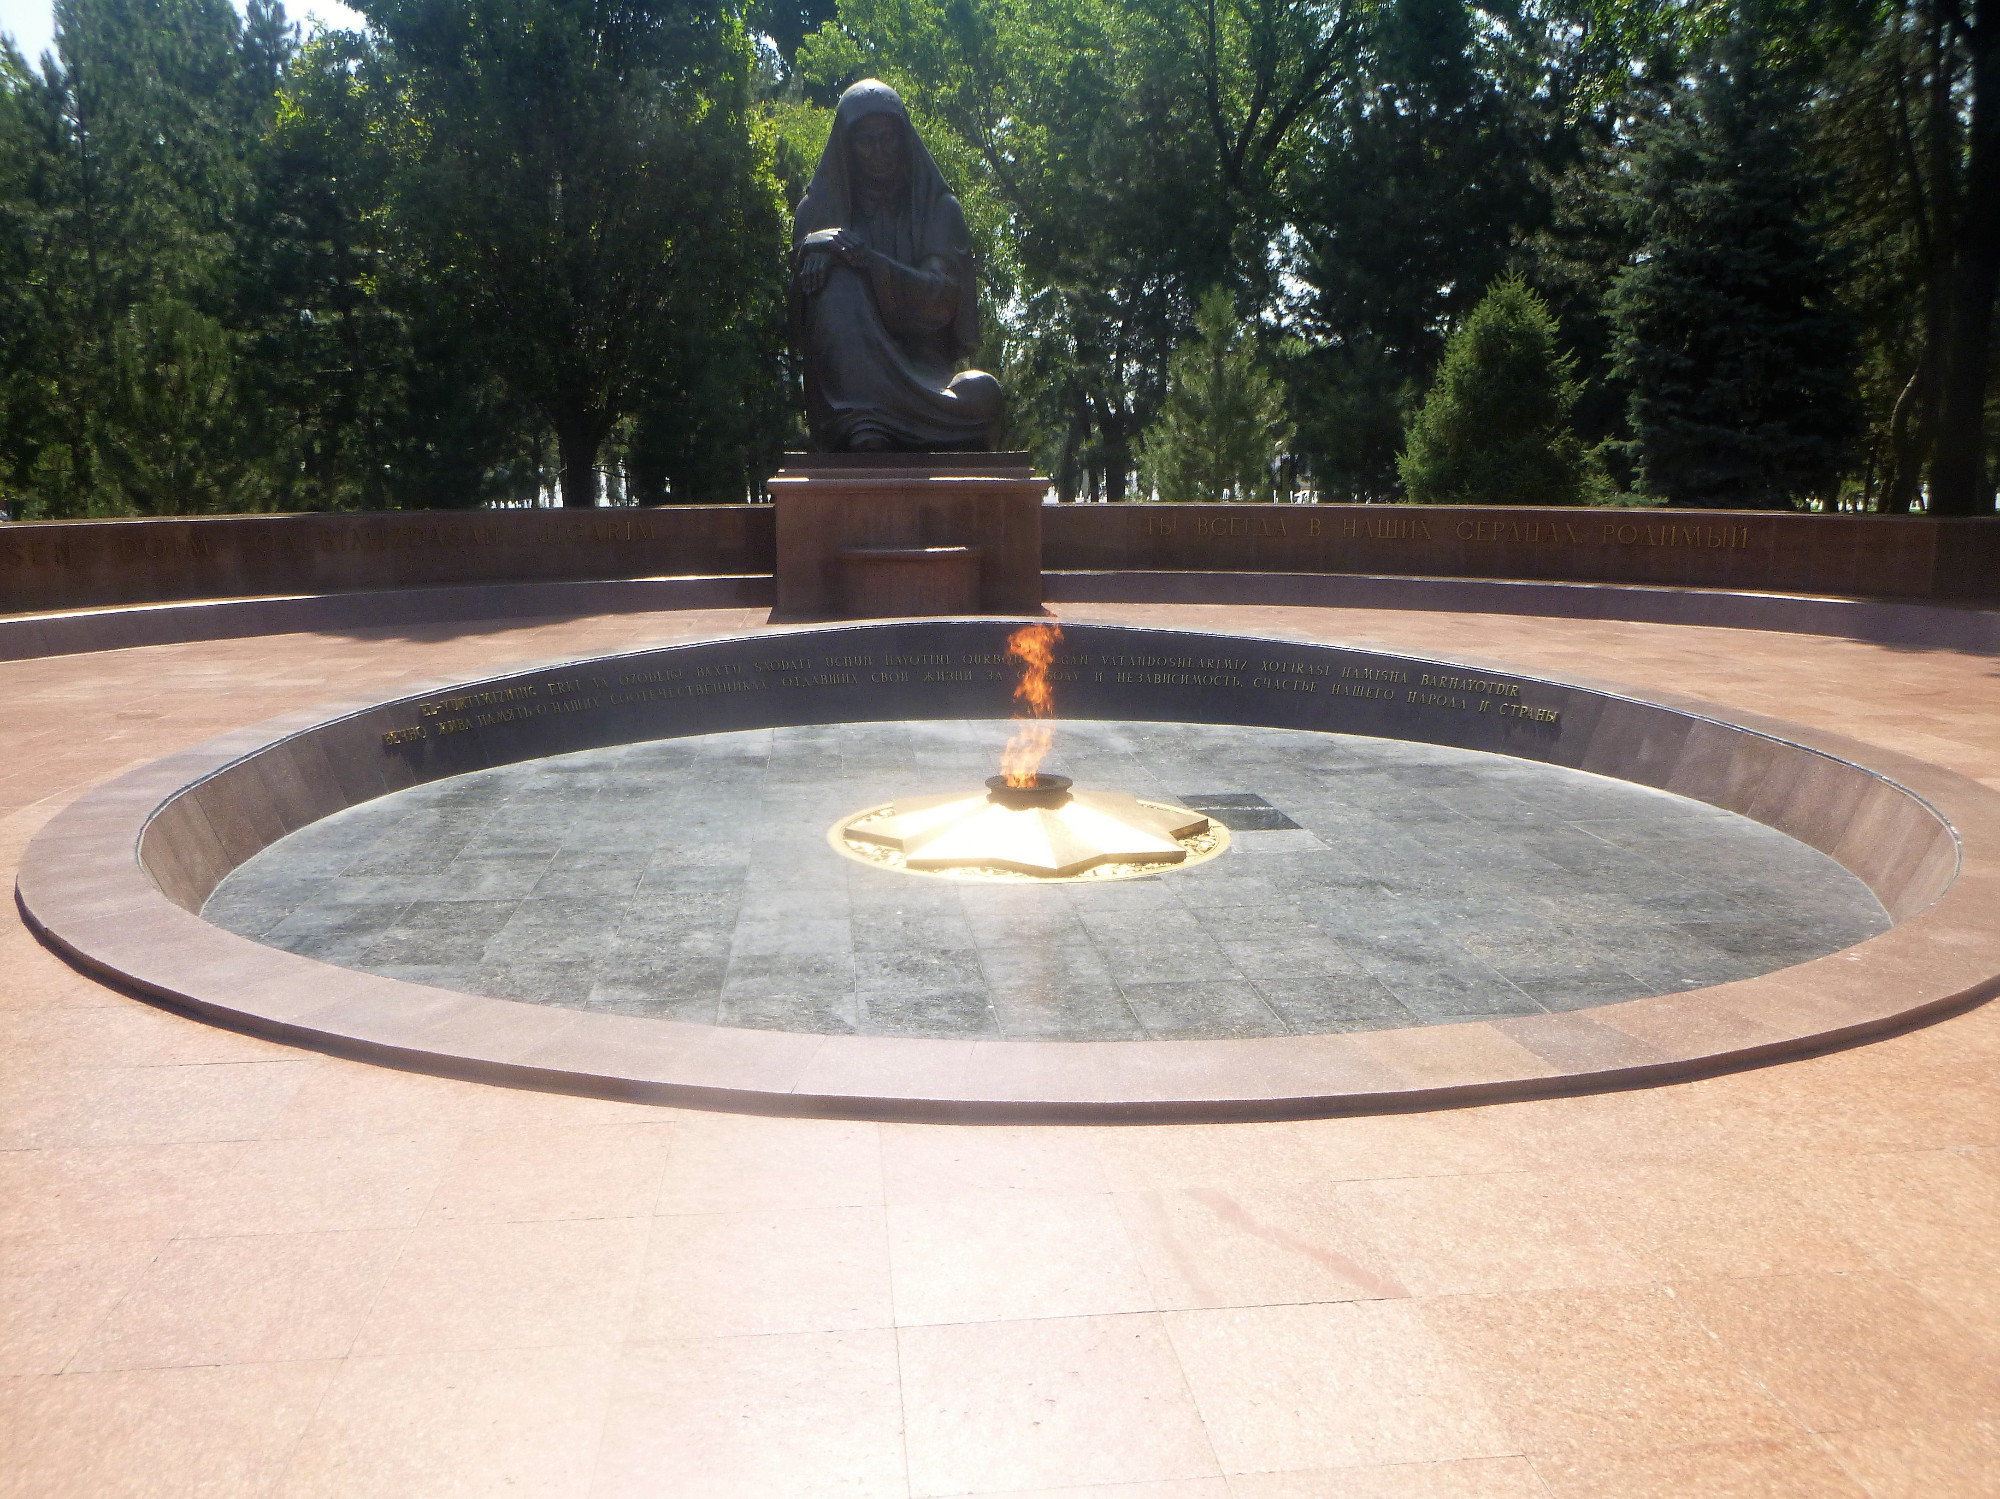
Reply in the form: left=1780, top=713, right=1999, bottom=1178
left=837, top=545, right=982, bottom=616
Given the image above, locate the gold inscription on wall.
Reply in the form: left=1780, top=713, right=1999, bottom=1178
left=1132, top=508, right=1755, bottom=556
left=1147, top=514, right=1334, bottom=539
left=0, top=510, right=753, bottom=579
left=379, top=649, right=1561, bottom=748
left=1596, top=520, right=1749, bottom=549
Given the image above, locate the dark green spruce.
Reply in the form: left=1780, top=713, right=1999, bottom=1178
left=1608, top=19, right=1861, bottom=510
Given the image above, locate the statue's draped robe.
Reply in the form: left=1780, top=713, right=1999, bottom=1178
left=791, top=82, right=1000, bottom=451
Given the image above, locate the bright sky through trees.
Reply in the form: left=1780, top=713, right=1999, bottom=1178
left=0, top=0, right=365, bottom=63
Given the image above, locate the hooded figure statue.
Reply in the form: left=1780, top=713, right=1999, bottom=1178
left=791, top=80, right=1003, bottom=451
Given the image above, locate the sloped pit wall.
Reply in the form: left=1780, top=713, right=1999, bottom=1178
left=132, top=620, right=1957, bottom=925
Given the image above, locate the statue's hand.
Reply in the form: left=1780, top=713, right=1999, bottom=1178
left=795, top=229, right=869, bottom=296
left=805, top=228, right=871, bottom=268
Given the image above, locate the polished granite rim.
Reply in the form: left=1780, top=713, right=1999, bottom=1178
left=17, top=618, right=1997, bottom=1122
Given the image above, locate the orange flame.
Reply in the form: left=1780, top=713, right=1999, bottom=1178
left=1000, top=622, right=1063, bottom=786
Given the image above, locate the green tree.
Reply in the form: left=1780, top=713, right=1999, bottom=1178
left=1282, top=0, right=1560, bottom=499
left=1817, top=0, right=1999, bottom=513
left=97, top=295, right=263, bottom=512
left=366, top=0, right=787, bottom=506
left=0, top=47, right=57, bottom=506
left=0, top=0, right=1971, bottom=522
left=624, top=107, right=794, bottom=505
left=43, top=0, right=259, bottom=318
left=1516, top=125, right=1650, bottom=498
left=1136, top=286, right=1292, bottom=501
left=1925, top=0, right=1999, bottom=513
left=2, top=0, right=288, bottom=515
left=1820, top=0, right=1954, bottom=512
left=233, top=28, right=538, bottom=512
left=1609, top=19, right=1860, bottom=509
left=1397, top=275, right=1588, bottom=506
left=234, top=30, right=406, bottom=509
left=751, top=0, right=840, bottom=76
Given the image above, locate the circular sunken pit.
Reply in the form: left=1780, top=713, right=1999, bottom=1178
left=16, top=619, right=1989, bottom=1121
left=201, top=720, right=1888, bottom=1041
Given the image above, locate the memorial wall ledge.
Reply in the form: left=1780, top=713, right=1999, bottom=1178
left=16, top=618, right=1998, bottom=1122
left=6, top=569, right=2000, bottom=663
left=1041, top=503, right=2000, bottom=601
left=5, top=500, right=1997, bottom=616
left=0, top=575, right=776, bottom=662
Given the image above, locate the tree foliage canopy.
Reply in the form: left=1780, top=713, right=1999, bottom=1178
left=1607, top=18, right=1860, bottom=509
left=1136, top=285, right=1292, bottom=502
left=0, top=0, right=1992, bottom=516
left=1399, top=276, right=1588, bottom=507
left=366, top=0, right=784, bottom=506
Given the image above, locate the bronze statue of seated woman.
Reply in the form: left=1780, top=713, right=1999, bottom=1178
left=790, top=80, right=1003, bottom=453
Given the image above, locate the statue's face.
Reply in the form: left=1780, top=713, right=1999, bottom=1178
left=849, top=113, right=905, bottom=189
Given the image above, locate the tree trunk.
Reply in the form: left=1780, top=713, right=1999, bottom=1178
left=1101, top=405, right=1137, bottom=504
left=626, top=445, right=667, bottom=506
left=1881, top=365, right=1930, bottom=513
left=1104, top=441, right=1129, bottom=504
left=670, top=459, right=700, bottom=506
left=556, top=413, right=606, bottom=508
left=1058, top=392, right=1088, bottom=503
left=1930, top=0, right=2000, bottom=514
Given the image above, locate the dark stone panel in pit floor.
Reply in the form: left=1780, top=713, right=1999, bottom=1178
left=203, top=720, right=1891, bottom=1041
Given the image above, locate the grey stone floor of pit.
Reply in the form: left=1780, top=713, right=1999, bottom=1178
left=203, top=720, right=1892, bottom=1041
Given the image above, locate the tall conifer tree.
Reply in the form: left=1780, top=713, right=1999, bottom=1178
left=4, top=0, right=289, bottom=514
left=1399, top=276, right=1588, bottom=506
left=1136, top=287, right=1292, bottom=502
left=1609, top=17, right=1859, bottom=510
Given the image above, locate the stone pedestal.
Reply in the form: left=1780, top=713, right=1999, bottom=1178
left=836, top=545, right=982, bottom=616
left=770, top=452, right=1045, bottom=617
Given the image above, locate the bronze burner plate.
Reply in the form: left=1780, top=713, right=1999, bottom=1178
left=829, top=788, right=1231, bottom=882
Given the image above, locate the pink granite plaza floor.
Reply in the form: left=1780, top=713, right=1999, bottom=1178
left=1, top=599, right=1996, bottom=1497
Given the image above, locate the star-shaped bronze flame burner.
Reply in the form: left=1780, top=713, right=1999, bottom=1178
left=837, top=775, right=1218, bottom=880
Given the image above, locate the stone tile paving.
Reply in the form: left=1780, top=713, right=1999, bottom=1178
left=12, top=609, right=2000, bottom=1497
left=204, top=720, right=1891, bottom=1039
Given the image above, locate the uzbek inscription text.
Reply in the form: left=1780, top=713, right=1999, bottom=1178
left=378, top=648, right=1561, bottom=747
left=1138, top=510, right=1753, bottom=552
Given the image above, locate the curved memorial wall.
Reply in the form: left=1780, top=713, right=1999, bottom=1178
left=6, top=500, right=1997, bottom=614
left=17, top=619, right=1993, bottom=1121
